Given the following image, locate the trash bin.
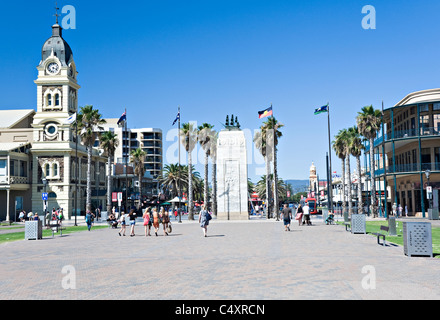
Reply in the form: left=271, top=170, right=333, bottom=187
left=25, top=220, right=42, bottom=240
left=322, top=208, right=329, bottom=223
left=388, top=216, right=397, bottom=236
left=428, top=208, right=439, bottom=220
left=403, top=222, right=433, bottom=257
left=351, top=214, right=366, bottom=234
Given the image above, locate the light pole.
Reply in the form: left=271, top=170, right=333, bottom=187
left=42, top=177, right=47, bottom=226
left=425, top=169, right=432, bottom=210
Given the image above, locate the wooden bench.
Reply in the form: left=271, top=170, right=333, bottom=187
left=372, top=225, right=389, bottom=246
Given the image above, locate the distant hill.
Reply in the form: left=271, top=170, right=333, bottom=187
left=284, top=179, right=309, bottom=192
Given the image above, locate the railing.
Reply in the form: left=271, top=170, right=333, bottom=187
left=366, top=126, right=440, bottom=149
left=367, top=162, right=440, bottom=176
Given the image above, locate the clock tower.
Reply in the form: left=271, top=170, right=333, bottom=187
left=31, top=22, right=82, bottom=218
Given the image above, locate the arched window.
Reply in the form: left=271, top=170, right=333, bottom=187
left=45, top=163, right=50, bottom=177
left=55, top=94, right=60, bottom=106
left=53, top=163, right=58, bottom=177
left=46, top=94, right=52, bottom=107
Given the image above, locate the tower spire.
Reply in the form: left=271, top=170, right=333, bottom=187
left=54, top=2, right=60, bottom=25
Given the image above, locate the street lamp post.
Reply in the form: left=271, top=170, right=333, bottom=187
left=42, top=177, right=47, bottom=226
left=425, top=169, right=432, bottom=210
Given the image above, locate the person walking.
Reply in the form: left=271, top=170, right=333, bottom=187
left=161, top=207, right=170, bottom=236
left=85, top=210, right=94, bottom=231
left=295, top=204, right=304, bottom=226
left=128, top=209, right=136, bottom=237
left=281, top=204, right=292, bottom=231
left=143, top=207, right=152, bottom=237
left=152, top=207, right=160, bottom=236
left=198, top=205, right=211, bottom=237
left=118, top=211, right=127, bottom=236
left=303, top=202, right=311, bottom=225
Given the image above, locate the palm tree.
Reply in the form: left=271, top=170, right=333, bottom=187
left=99, top=130, right=119, bottom=214
left=333, top=129, right=348, bottom=216
left=357, top=105, right=382, bottom=217
left=348, top=126, right=365, bottom=214
left=253, top=130, right=272, bottom=218
left=197, top=123, right=215, bottom=210
left=261, top=117, right=284, bottom=217
left=255, top=174, right=287, bottom=202
left=208, top=131, right=218, bottom=217
left=76, top=105, right=106, bottom=212
left=160, top=164, right=187, bottom=199
left=180, top=123, right=197, bottom=220
left=130, top=148, right=146, bottom=209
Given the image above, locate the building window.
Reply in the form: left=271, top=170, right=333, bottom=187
left=0, top=159, right=6, bottom=176
left=55, top=94, right=60, bottom=106
left=45, top=163, right=50, bottom=177
left=434, top=103, right=440, bottom=111
left=47, top=94, right=52, bottom=107
left=53, top=163, right=58, bottom=177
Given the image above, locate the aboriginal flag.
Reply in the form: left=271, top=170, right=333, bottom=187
left=258, top=106, right=273, bottom=119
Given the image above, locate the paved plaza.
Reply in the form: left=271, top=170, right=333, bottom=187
left=1, top=216, right=439, bottom=300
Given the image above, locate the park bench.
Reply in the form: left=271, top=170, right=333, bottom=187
left=343, top=222, right=351, bottom=231
left=48, top=220, right=65, bottom=237
left=372, top=225, right=389, bottom=246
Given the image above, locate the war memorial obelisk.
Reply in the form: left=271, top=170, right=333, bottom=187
left=216, top=115, right=249, bottom=220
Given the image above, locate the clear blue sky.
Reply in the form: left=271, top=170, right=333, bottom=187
left=1, top=0, right=440, bottom=183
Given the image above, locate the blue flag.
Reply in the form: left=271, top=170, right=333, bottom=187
left=172, top=111, right=180, bottom=126
left=117, top=111, right=126, bottom=125
left=314, top=104, right=328, bottom=115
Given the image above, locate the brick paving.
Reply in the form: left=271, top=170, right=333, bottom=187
left=1, top=216, right=439, bottom=300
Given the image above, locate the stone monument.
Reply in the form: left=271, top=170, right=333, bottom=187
left=216, top=115, right=248, bottom=220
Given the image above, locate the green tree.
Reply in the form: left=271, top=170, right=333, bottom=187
left=130, top=148, right=146, bottom=209
left=356, top=105, right=382, bottom=217
left=180, top=123, right=197, bottom=220
left=99, top=130, right=119, bottom=213
left=197, top=123, right=215, bottom=209
left=76, top=105, right=106, bottom=212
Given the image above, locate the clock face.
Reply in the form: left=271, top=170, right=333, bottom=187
left=47, top=62, right=60, bottom=74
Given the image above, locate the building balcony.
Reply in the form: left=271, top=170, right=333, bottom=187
left=366, top=162, right=440, bottom=177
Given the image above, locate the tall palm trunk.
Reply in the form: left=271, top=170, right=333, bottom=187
left=369, top=137, right=377, bottom=217
left=106, top=154, right=112, bottom=214
left=356, top=155, right=363, bottom=214
left=273, top=143, right=279, bottom=219
left=346, top=154, right=352, bottom=215
left=212, top=162, right=217, bottom=217
left=204, top=151, right=209, bottom=209
left=188, top=151, right=194, bottom=220
left=341, top=157, right=346, bottom=216
left=138, top=173, right=142, bottom=209
left=87, top=145, right=92, bottom=212
left=265, top=156, right=271, bottom=218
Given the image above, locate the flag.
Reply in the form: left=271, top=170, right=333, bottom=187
left=314, top=104, right=329, bottom=115
left=258, top=106, right=273, bottom=119
left=117, top=111, right=126, bottom=125
left=64, top=113, right=76, bottom=124
left=172, top=111, right=180, bottom=126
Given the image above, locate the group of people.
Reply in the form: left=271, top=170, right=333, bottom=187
left=280, top=203, right=312, bottom=231
left=113, top=205, right=212, bottom=238
left=18, top=210, right=40, bottom=222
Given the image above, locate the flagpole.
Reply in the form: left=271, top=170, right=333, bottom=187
left=271, top=103, right=279, bottom=221
left=178, top=106, right=182, bottom=223
left=74, top=113, right=78, bottom=226
left=327, top=102, right=334, bottom=214
left=124, top=108, right=128, bottom=214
